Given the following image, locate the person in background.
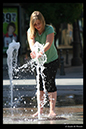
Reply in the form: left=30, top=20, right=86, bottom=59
left=3, top=22, right=17, bottom=48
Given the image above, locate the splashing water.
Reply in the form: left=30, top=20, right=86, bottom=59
left=6, top=40, right=47, bottom=120
left=32, top=42, right=47, bottom=66
left=31, top=42, right=47, bottom=120
left=6, top=40, right=20, bottom=108
left=18, top=42, right=47, bottom=119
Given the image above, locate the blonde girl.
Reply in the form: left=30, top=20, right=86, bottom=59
left=27, top=11, right=58, bottom=117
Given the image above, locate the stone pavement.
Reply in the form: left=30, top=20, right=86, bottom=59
left=3, top=64, right=83, bottom=124
left=3, top=105, right=83, bottom=124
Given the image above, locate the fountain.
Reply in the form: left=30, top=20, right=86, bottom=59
left=4, top=41, right=83, bottom=124
left=6, top=41, right=47, bottom=120
left=29, top=42, right=47, bottom=120
left=6, top=40, right=20, bottom=108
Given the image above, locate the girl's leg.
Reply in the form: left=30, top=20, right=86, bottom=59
left=32, top=91, right=44, bottom=117
left=48, top=91, right=57, bottom=117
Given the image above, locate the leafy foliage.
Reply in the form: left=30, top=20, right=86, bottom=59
left=20, top=3, right=83, bottom=34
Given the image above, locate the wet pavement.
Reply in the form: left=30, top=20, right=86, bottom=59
left=3, top=105, right=83, bottom=124
left=3, top=78, right=83, bottom=108
left=3, top=64, right=83, bottom=124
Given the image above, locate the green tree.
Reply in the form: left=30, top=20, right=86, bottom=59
left=20, top=3, right=83, bottom=38
left=20, top=3, right=83, bottom=25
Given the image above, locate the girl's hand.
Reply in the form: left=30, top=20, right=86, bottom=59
left=30, top=51, right=43, bottom=59
left=30, top=51, right=36, bottom=59
left=37, top=51, right=43, bottom=58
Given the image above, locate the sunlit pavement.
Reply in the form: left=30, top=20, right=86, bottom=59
left=3, top=105, right=83, bottom=124
left=3, top=65, right=83, bottom=124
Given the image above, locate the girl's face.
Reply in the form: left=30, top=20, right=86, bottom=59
left=34, top=20, right=43, bottom=32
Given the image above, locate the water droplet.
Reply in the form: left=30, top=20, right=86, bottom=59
left=24, top=118, right=26, bottom=121
left=67, top=95, right=74, bottom=99
left=24, top=101, right=26, bottom=104
left=31, top=109, right=33, bottom=112
left=14, top=98, right=17, bottom=100
left=20, top=113, right=23, bottom=116
left=47, top=104, right=49, bottom=106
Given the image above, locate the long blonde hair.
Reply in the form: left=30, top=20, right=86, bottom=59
left=30, top=11, right=46, bottom=38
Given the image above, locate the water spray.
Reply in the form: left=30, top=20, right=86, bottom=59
left=31, top=42, right=47, bottom=120
left=6, top=40, right=20, bottom=108
left=6, top=40, right=47, bottom=120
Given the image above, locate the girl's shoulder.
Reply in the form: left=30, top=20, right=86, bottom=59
left=45, top=24, right=54, bottom=31
left=45, top=24, right=55, bottom=35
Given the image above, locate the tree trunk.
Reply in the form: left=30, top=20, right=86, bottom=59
left=71, top=21, right=82, bottom=66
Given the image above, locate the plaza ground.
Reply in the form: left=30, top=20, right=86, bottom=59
left=3, top=64, right=83, bottom=124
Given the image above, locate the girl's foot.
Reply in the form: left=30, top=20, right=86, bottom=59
left=48, top=111, right=56, bottom=118
left=32, top=110, right=43, bottom=117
